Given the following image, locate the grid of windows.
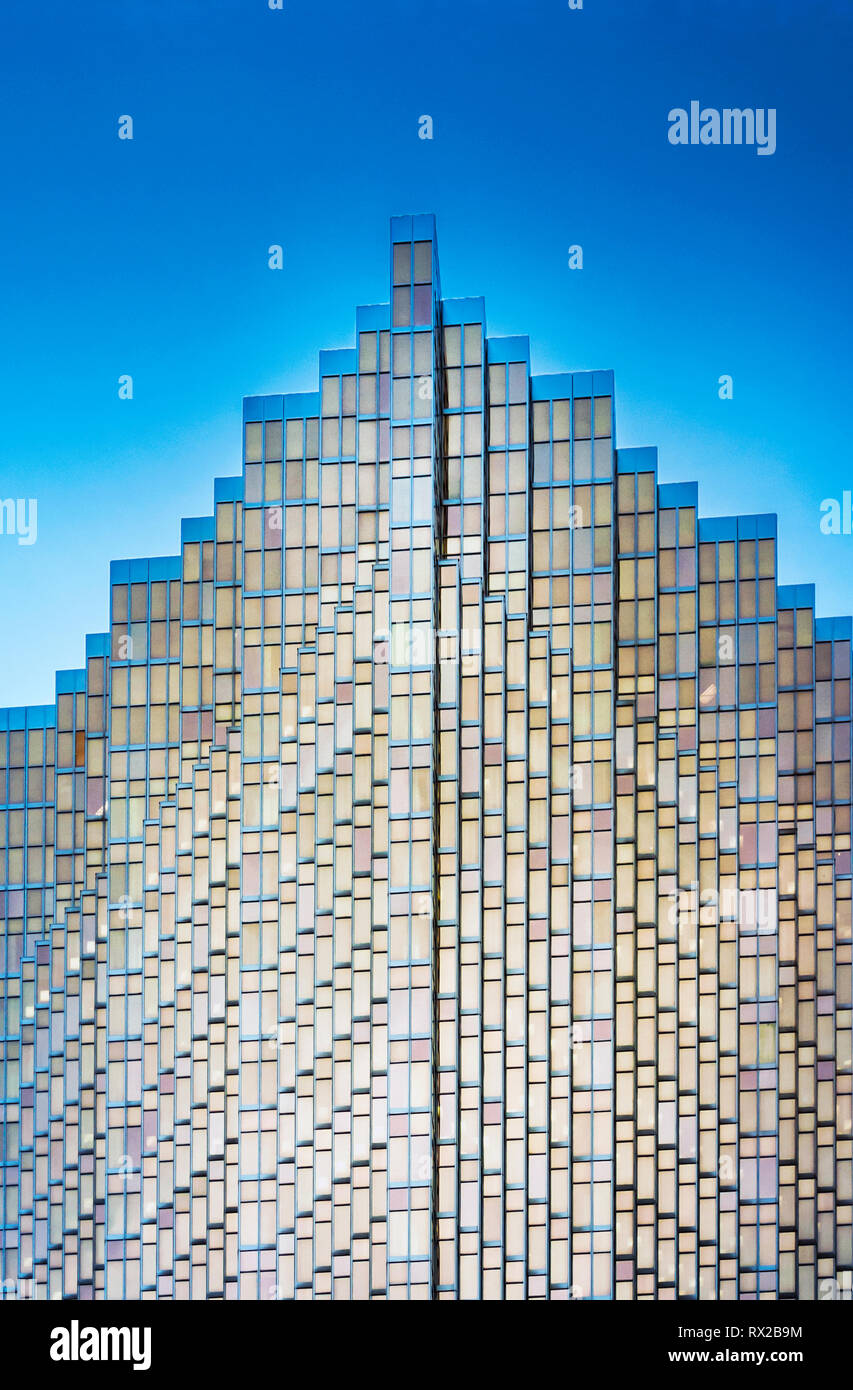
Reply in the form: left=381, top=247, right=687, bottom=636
left=0, top=216, right=850, bottom=1301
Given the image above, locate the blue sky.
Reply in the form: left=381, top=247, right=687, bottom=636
left=0, top=0, right=851, bottom=705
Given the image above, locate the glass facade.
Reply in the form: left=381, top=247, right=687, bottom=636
left=0, top=214, right=850, bottom=1301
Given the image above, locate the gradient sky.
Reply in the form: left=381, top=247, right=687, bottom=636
left=1, top=0, right=851, bottom=706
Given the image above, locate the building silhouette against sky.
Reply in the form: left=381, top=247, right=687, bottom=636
left=0, top=216, right=851, bottom=1301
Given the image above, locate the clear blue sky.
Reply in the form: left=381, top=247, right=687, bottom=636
left=1, top=0, right=851, bottom=705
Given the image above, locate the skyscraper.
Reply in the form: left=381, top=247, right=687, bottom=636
left=0, top=215, right=850, bottom=1301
